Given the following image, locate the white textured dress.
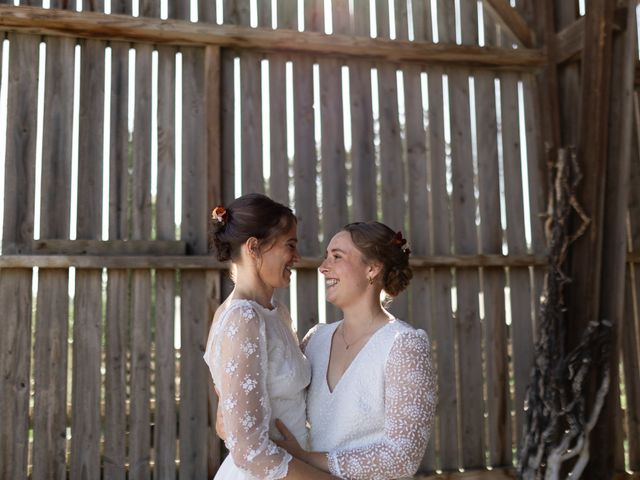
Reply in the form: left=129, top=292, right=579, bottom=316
left=203, top=299, right=311, bottom=480
left=303, top=319, right=437, bottom=480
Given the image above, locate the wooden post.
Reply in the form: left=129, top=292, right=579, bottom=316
left=593, top=0, right=637, bottom=476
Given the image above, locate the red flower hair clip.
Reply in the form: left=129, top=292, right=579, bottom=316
left=391, top=231, right=411, bottom=255
left=212, top=205, right=227, bottom=225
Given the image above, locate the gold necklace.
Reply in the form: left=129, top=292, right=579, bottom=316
left=340, top=323, right=375, bottom=350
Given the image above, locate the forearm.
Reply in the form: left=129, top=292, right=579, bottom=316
left=285, top=457, right=336, bottom=479
left=297, top=451, right=330, bottom=473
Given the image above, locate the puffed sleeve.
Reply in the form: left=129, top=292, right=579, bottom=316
left=213, top=304, right=292, bottom=479
left=327, top=330, right=437, bottom=480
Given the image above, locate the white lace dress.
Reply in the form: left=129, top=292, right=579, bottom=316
left=303, top=319, right=437, bottom=480
left=203, top=299, right=311, bottom=480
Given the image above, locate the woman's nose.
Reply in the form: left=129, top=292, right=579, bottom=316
left=318, top=259, right=328, bottom=274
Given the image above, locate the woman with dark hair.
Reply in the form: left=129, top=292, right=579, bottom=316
left=275, top=221, right=437, bottom=479
left=203, top=193, right=333, bottom=479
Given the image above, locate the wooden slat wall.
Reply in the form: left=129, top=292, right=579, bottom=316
left=0, top=1, right=566, bottom=477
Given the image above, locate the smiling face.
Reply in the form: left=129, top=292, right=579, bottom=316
left=256, top=223, right=300, bottom=289
left=319, top=230, right=379, bottom=309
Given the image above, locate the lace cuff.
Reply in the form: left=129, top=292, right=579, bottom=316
left=327, top=451, right=342, bottom=478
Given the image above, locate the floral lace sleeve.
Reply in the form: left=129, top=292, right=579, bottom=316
left=214, top=305, right=292, bottom=479
left=327, top=330, right=437, bottom=480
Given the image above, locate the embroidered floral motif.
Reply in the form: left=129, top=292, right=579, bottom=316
left=225, top=360, right=238, bottom=375
left=241, top=413, right=257, bottom=431
left=241, top=306, right=256, bottom=320
left=241, top=375, right=258, bottom=393
left=226, top=434, right=237, bottom=449
left=226, top=324, right=239, bottom=337
left=241, top=339, right=258, bottom=357
left=223, top=397, right=237, bottom=411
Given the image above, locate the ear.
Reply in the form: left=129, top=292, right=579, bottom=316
left=367, top=262, right=383, bottom=281
left=245, top=237, right=260, bottom=259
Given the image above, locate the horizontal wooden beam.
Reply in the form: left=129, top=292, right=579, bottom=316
left=555, top=16, right=585, bottom=63
left=3, top=239, right=187, bottom=255
left=0, top=5, right=546, bottom=69
left=0, top=253, right=548, bottom=269
left=483, top=0, right=535, bottom=48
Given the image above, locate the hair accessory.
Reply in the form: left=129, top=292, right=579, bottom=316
left=212, top=205, right=227, bottom=225
left=391, top=231, right=407, bottom=247
left=391, top=231, right=411, bottom=256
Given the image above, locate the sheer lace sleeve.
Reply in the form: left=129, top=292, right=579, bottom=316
left=327, top=330, right=437, bottom=480
left=215, top=304, right=292, bottom=479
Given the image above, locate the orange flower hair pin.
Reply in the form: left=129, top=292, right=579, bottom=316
left=212, top=205, right=227, bottom=225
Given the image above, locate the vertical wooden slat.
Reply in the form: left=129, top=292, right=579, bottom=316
left=128, top=42, right=152, bottom=480
left=0, top=33, right=38, bottom=480
left=180, top=46, right=208, bottom=480
left=221, top=49, right=236, bottom=206
left=258, top=0, right=272, bottom=28
left=426, top=63, right=458, bottom=470
left=31, top=33, right=74, bottom=480
left=623, top=91, right=640, bottom=471
left=448, top=66, right=484, bottom=468
left=104, top=37, right=129, bottom=480
left=378, top=0, right=407, bottom=321
left=500, top=72, right=533, bottom=449
left=319, top=0, right=346, bottom=322
left=475, top=70, right=510, bottom=466
left=349, top=1, right=375, bottom=222
left=404, top=63, right=434, bottom=471
left=410, top=0, right=432, bottom=43
left=240, top=52, right=264, bottom=194
left=293, top=54, right=319, bottom=339
left=224, top=0, right=250, bottom=25
left=154, top=43, right=178, bottom=480
left=436, top=0, right=456, bottom=44
left=71, top=36, right=104, bottom=480
left=204, top=44, right=223, bottom=476
left=450, top=2, right=484, bottom=467
left=277, top=0, right=297, bottom=29
left=199, top=0, right=216, bottom=24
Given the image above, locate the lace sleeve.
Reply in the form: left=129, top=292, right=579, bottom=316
left=216, top=305, right=292, bottom=479
left=327, top=330, right=437, bottom=480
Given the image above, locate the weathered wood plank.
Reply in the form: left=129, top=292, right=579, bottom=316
left=179, top=46, right=208, bottom=480
left=104, top=38, right=129, bottom=480
left=475, top=69, right=510, bottom=466
left=426, top=62, right=458, bottom=470
left=204, top=45, right=223, bottom=476
left=25, top=239, right=185, bottom=255
left=499, top=72, right=533, bottom=449
left=320, top=57, right=347, bottom=323
left=277, top=0, right=297, bottom=30
left=154, top=41, right=178, bottom=480
left=448, top=67, right=484, bottom=468
left=0, top=6, right=547, bottom=68
left=592, top=2, right=637, bottom=473
left=128, top=42, right=153, bottom=480
left=240, top=51, right=264, bottom=194
left=293, top=55, right=319, bottom=339
left=483, top=0, right=535, bottom=48
left=31, top=32, right=74, bottom=480
left=71, top=36, right=105, bottom=480
left=267, top=53, right=291, bottom=310
left=378, top=63, right=407, bottom=319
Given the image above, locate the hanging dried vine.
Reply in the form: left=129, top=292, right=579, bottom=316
left=517, top=148, right=612, bottom=480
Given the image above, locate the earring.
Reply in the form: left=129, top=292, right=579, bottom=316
left=368, top=277, right=374, bottom=285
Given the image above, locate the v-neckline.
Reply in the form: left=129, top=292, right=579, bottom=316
left=325, top=320, right=393, bottom=394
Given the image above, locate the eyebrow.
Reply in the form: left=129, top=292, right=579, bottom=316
left=327, top=248, right=346, bottom=254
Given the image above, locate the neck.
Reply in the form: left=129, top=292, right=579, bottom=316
left=341, top=290, right=389, bottom=334
left=231, top=263, right=274, bottom=308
